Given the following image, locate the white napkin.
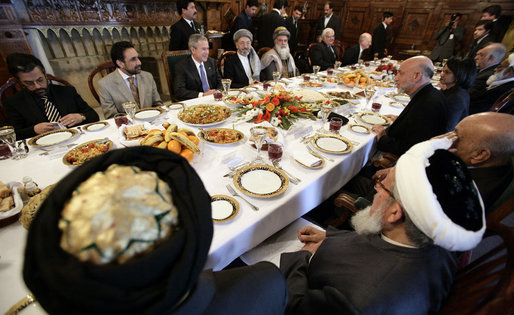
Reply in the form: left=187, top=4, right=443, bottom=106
left=294, top=151, right=322, bottom=167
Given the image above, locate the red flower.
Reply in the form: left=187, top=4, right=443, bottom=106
left=289, top=106, right=298, bottom=113
left=271, top=97, right=280, bottom=106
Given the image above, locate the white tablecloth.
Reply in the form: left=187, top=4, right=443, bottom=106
left=0, top=70, right=404, bottom=312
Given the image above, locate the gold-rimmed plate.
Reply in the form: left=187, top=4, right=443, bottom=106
left=83, top=121, right=109, bottom=131
left=62, top=139, right=113, bottom=166
left=28, top=129, right=78, bottom=147
left=197, top=128, right=245, bottom=145
left=356, top=112, right=391, bottom=126
left=211, top=195, right=239, bottom=223
left=348, top=123, right=371, bottom=134
left=164, top=101, right=185, bottom=110
left=233, top=164, right=289, bottom=198
left=134, top=107, right=165, bottom=120
left=392, top=93, right=410, bottom=103
left=389, top=101, right=406, bottom=108
left=311, top=134, right=353, bottom=154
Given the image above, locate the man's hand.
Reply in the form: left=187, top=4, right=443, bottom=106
left=432, top=130, right=458, bottom=151
left=34, top=122, right=55, bottom=134
left=384, top=114, right=398, bottom=122
left=297, top=226, right=326, bottom=243
left=372, top=124, right=386, bottom=139
left=203, top=89, right=216, bottom=96
left=60, top=113, right=84, bottom=127
left=372, top=167, right=391, bottom=181
left=301, top=241, right=323, bottom=254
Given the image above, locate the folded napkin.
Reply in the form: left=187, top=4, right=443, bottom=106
left=294, top=151, right=322, bottom=167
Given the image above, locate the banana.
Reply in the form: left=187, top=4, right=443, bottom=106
left=141, top=134, right=163, bottom=146
left=148, top=130, right=163, bottom=136
left=178, top=127, right=195, bottom=136
left=162, top=122, right=170, bottom=129
left=165, top=124, right=178, bottom=142
left=169, top=132, right=200, bottom=154
left=156, top=141, right=168, bottom=149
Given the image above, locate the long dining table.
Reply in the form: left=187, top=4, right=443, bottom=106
left=0, top=67, right=406, bottom=312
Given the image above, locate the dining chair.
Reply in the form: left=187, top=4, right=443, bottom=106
left=489, top=89, right=514, bottom=114
left=217, top=50, right=236, bottom=77
left=333, top=40, right=344, bottom=61
left=161, top=50, right=191, bottom=101
left=305, top=43, right=320, bottom=70
left=87, top=61, right=116, bottom=103
left=257, top=47, right=271, bottom=58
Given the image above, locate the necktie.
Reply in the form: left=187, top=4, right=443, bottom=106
left=329, top=46, right=336, bottom=59
left=41, top=95, right=61, bottom=122
left=127, top=76, right=140, bottom=107
left=191, top=22, right=196, bottom=32
left=199, top=64, right=209, bottom=92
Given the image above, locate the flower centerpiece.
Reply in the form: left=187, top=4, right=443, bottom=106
left=375, top=63, right=398, bottom=75
left=234, top=91, right=319, bottom=130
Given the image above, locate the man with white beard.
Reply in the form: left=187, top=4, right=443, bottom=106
left=469, top=53, right=514, bottom=114
left=260, top=27, right=298, bottom=81
left=280, top=138, right=486, bottom=314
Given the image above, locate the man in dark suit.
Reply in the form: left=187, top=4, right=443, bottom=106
left=310, top=28, right=337, bottom=71
left=285, top=6, right=302, bottom=56
left=224, top=29, right=261, bottom=88
left=466, top=20, right=493, bottom=61
left=372, top=12, right=393, bottom=59
left=429, top=13, right=464, bottom=62
left=468, top=43, right=506, bottom=104
left=315, top=2, right=341, bottom=41
left=5, top=53, right=98, bottom=140
left=174, top=34, right=222, bottom=101
left=341, top=33, right=372, bottom=66
left=372, top=56, right=448, bottom=156
left=469, top=53, right=514, bottom=114
left=481, top=5, right=508, bottom=42
left=169, top=0, right=201, bottom=51
left=257, top=0, right=287, bottom=49
left=226, top=0, right=259, bottom=51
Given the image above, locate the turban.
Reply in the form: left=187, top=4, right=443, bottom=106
left=273, top=26, right=290, bottom=40
left=233, top=29, right=253, bottom=43
left=394, top=138, right=485, bottom=251
left=23, top=146, right=213, bottom=313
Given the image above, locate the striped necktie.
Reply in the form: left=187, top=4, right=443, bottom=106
left=127, top=76, right=140, bottom=107
left=41, top=95, right=61, bottom=122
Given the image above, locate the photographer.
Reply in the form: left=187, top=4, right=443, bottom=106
left=429, top=13, right=464, bottom=62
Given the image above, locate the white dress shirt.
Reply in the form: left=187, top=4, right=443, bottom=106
left=324, top=14, right=332, bottom=27
left=118, top=68, right=137, bottom=91
left=238, top=53, right=253, bottom=82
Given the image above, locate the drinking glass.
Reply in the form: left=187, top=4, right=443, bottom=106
left=312, top=65, right=320, bottom=80
left=364, top=86, right=375, bottom=107
left=268, top=143, right=283, bottom=162
left=222, top=78, right=232, bottom=95
left=371, top=102, right=382, bottom=112
left=122, top=102, right=137, bottom=122
left=114, top=113, right=129, bottom=128
left=250, top=127, right=268, bottom=163
left=358, top=59, right=364, bottom=68
left=334, top=61, right=341, bottom=70
left=272, top=72, right=281, bottom=86
left=0, top=126, right=26, bottom=160
left=329, top=117, right=343, bottom=133
left=0, top=141, right=12, bottom=160
left=317, top=104, right=332, bottom=132
left=213, top=90, right=223, bottom=101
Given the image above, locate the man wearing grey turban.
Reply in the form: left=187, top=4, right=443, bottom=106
left=223, top=29, right=261, bottom=88
left=260, top=26, right=298, bottom=81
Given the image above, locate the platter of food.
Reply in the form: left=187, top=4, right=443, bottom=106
left=134, top=107, right=165, bottom=120
left=290, top=89, right=328, bottom=102
left=315, top=99, right=348, bottom=108
left=356, top=112, right=392, bottom=125
left=83, top=121, right=109, bottom=132
left=310, top=134, right=353, bottom=154
left=222, top=93, right=252, bottom=106
left=326, top=91, right=361, bottom=99
left=28, top=129, right=78, bottom=147
left=178, top=104, right=232, bottom=127
left=299, top=82, right=325, bottom=89
left=348, top=123, right=371, bottom=134
left=198, top=128, right=245, bottom=145
left=62, top=139, right=113, bottom=166
left=211, top=195, right=239, bottom=223
left=233, top=164, right=289, bottom=198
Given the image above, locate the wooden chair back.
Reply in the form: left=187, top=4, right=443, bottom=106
left=333, top=40, right=344, bottom=61
left=87, top=61, right=116, bottom=103
left=257, top=47, right=271, bottom=58
left=217, top=50, right=236, bottom=77
left=0, top=74, right=72, bottom=123
left=489, top=89, right=514, bottom=114
left=161, top=50, right=191, bottom=100
left=306, top=43, right=320, bottom=69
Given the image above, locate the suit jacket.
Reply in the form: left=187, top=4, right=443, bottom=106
left=443, top=85, right=469, bottom=131
left=257, top=10, right=285, bottom=49
left=468, top=64, right=498, bottom=100
left=176, top=262, right=287, bottom=314
left=310, top=43, right=337, bottom=71
left=169, top=18, right=200, bottom=51
left=223, top=53, right=253, bottom=88
left=429, top=25, right=465, bottom=62
left=469, top=80, right=514, bottom=114
left=5, top=84, right=99, bottom=140
left=232, top=11, right=254, bottom=36
left=372, top=23, right=387, bottom=58
left=470, top=163, right=513, bottom=213
left=378, top=84, right=448, bottom=156
left=466, top=35, right=493, bottom=60
left=316, top=14, right=342, bottom=40
left=173, top=56, right=222, bottom=101
left=285, top=17, right=299, bottom=55
left=98, top=70, right=162, bottom=119
left=341, top=44, right=362, bottom=66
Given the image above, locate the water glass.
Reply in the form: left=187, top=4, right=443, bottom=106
left=222, top=78, right=232, bottom=95
left=0, top=126, right=26, bottom=160
left=317, top=104, right=332, bottom=132
left=312, top=65, right=320, bottom=78
left=334, top=61, right=341, bottom=70
left=122, top=102, right=137, bottom=121
left=250, top=127, right=268, bottom=163
left=272, top=72, right=281, bottom=86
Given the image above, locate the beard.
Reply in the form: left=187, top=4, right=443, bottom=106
left=350, top=204, right=385, bottom=235
left=126, top=65, right=142, bottom=75
left=238, top=48, right=250, bottom=57
left=275, top=45, right=290, bottom=60
left=486, top=68, right=506, bottom=85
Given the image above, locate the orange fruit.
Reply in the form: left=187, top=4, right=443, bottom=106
left=180, top=148, right=194, bottom=162
left=265, top=103, right=275, bottom=112
left=178, top=131, right=188, bottom=137
left=343, top=77, right=350, bottom=84
left=167, top=140, right=182, bottom=153
left=359, top=77, right=367, bottom=83
left=188, top=135, right=199, bottom=145
left=149, top=129, right=163, bottom=134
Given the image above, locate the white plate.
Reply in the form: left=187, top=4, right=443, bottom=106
left=348, top=123, right=371, bottom=134
left=134, top=108, right=164, bottom=120
left=393, top=94, right=410, bottom=102
left=389, top=101, right=406, bottom=108
left=211, top=195, right=239, bottom=222
left=234, top=165, right=289, bottom=198
left=163, top=101, right=185, bottom=110
left=357, top=112, right=391, bottom=125
left=28, top=129, right=78, bottom=147
left=311, top=134, right=353, bottom=154
left=83, top=121, right=109, bottom=131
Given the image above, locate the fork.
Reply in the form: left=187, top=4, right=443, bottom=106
left=226, top=184, right=259, bottom=211
left=307, top=144, right=334, bottom=162
left=272, top=161, right=301, bottom=185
